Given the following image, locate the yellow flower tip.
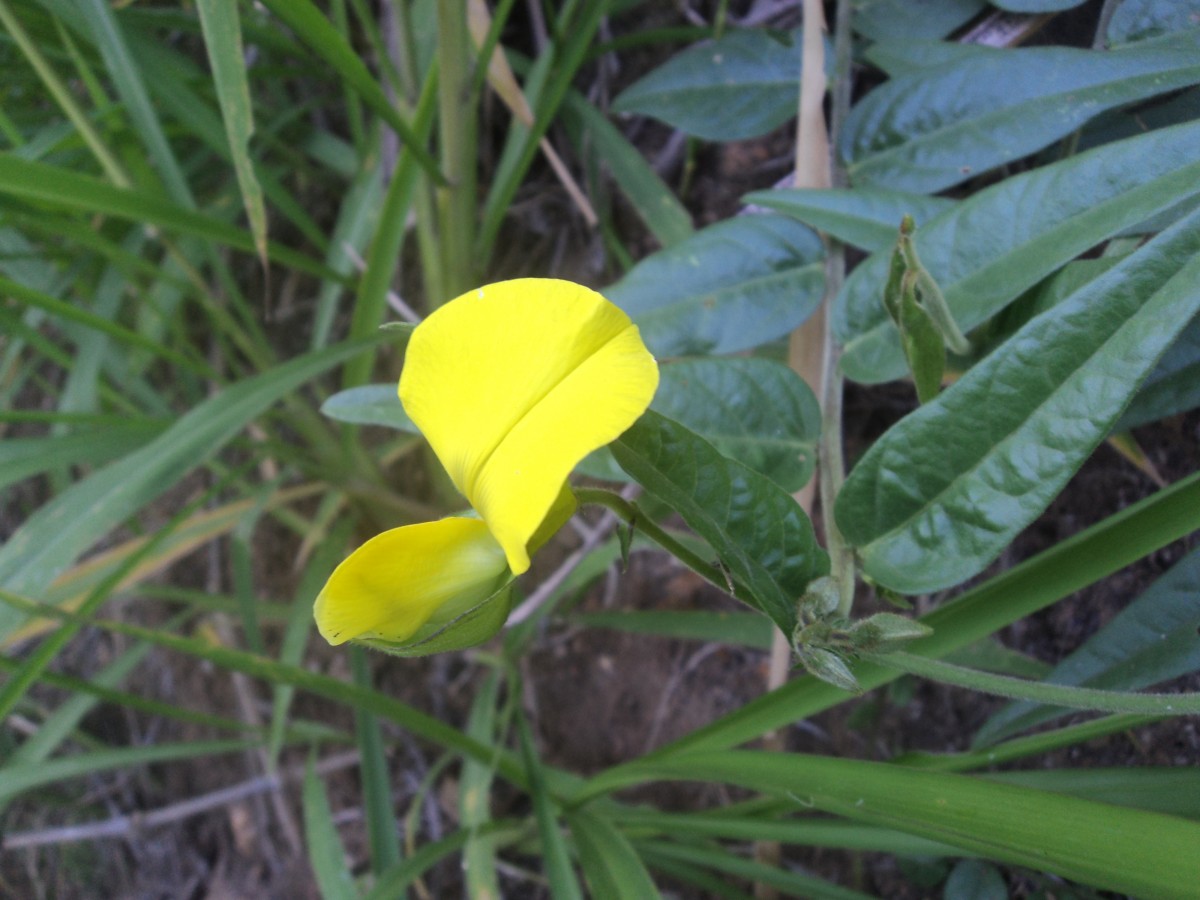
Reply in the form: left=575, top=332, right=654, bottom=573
left=313, top=517, right=508, bottom=647
left=399, top=278, right=658, bottom=572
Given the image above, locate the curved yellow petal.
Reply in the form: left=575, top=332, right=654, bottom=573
left=314, top=517, right=508, bottom=646
left=399, top=278, right=658, bottom=573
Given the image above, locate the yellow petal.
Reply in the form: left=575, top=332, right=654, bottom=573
left=314, top=517, right=508, bottom=646
left=400, top=278, right=658, bottom=573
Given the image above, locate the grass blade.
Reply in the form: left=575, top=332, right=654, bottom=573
left=196, top=0, right=267, bottom=262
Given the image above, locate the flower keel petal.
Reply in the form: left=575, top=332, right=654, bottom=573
left=314, top=517, right=508, bottom=646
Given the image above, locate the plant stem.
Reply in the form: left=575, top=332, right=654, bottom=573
left=574, top=488, right=751, bottom=600
left=896, top=713, right=1162, bottom=773
left=871, top=652, right=1200, bottom=716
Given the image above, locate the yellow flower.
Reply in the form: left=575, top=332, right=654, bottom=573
left=315, top=278, right=658, bottom=648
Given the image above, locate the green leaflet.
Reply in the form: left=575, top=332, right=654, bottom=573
left=746, top=186, right=955, bottom=252
left=853, top=0, right=985, bottom=42
left=584, top=356, right=820, bottom=489
left=835, top=207, right=1200, bottom=593
left=845, top=33, right=1200, bottom=193
left=1117, top=311, right=1200, bottom=430
left=612, top=28, right=805, bottom=141
left=320, top=384, right=418, bottom=431
left=612, top=410, right=828, bottom=633
left=837, top=118, right=1200, bottom=384
left=607, top=214, right=824, bottom=358
left=1107, top=0, right=1200, bottom=43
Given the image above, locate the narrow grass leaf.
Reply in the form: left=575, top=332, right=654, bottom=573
left=461, top=671, right=503, bottom=899
left=568, top=810, right=661, bottom=900
left=517, top=710, right=583, bottom=900
left=256, top=0, right=443, bottom=184
left=0, top=423, right=165, bottom=494
left=303, top=757, right=359, bottom=900
left=196, top=0, right=267, bottom=262
left=350, top=648, right=401, bottom=873
left=837, top=119, right=1200, bottom=384
left=976, top=543, right=1200, bottom=745
left=270, top=532, right=345, bottom=764
left=607, top=214, right=824, bottom=357
left=836, top=207, right=1200, bottom=592
left=0, top=337, right=377, bottom=639
left=561, top=90, right=693, bottom=247
left=8, top=487, right=321, bottom=648
left=985, top=768, right=1200, bottom=821
left=364, top=830, right=480, bottom=900
left=70, top=0, right=194, bottom=205
left=0, top=155, right=339, bottom=280
left=615, top=809, right=958, bottom=856
left=605, top=751, right=1200, bottom=899
left=0, top=739, right=253, bottom=805
left=641, top=840, right=874, bottom=900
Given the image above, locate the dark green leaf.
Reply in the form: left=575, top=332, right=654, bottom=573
left=853, top=0, right=984, bottom=41
left=837, top=119, right=1200, bottom=384
left=612, top=29, right=804, bottom=141
left=582, top=357, right=821, bottom=489
left=992, top=0, right=1085, bottom=9
left=976, top=544, right=1200, bottom=746
left=1108, top=1, right=1200, bottom=44
left=747, top=186, right=954, bottom=252
left=1117, top=311, right=1200, bottom=429
left=612, top=411, right=828, bottom=631
left=844, top=34, right=1200, bottom=193
left=835, top=209, right=1200, bottom=593
left=863, top=38, right=985, bottom=77
left=608, top=214, right=824, bottom=357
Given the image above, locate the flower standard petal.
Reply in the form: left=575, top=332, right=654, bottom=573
left=314, top=517, right=508, bottom=646
left=399, top=278, right=658, bottom=573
